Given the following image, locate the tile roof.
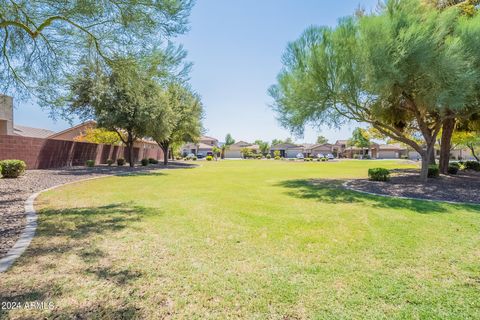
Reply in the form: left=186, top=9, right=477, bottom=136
left=13, top=125, right=56, bottom=139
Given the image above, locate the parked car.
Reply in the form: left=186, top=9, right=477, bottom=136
left=326, top=153, right=335, bottom=160
left=317, top=153, right=325, bottom=159
left=196, top=153, right=206, bottom=159
left=296, top=153, right=304, bottom=159
left=185, top=153, right=196, bottom=159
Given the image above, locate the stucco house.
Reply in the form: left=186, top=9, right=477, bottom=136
left=181, top=135, right=219, bottom=157
left=224, top=141, right=260, bottom=158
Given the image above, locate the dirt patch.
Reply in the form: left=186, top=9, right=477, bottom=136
left=345, top=169, right=480, bottom=205
left=0, top=162, right=195, bottom=259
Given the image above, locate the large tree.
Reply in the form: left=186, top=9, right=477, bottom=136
left=424, top=0, right=480, bottom=173
left=148, top=83, right=203, bottom=165
left=0, top=0, right=193, bottom=99
left=348, top=128, right=371, bottom=157
left=67, top=57, right=158, bottom=167
left=270, top=0, right=480, bottom=180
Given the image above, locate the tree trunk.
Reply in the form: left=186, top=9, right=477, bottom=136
left=160, top=142, right=169, bottom=165
left=420, top=152, right=429, bottom=181
left=429, top=151, right=436, bottom=165
left=439, top=117, right=455, bottom=174
left=468, top=144, right=480, bottom=162
left=126, top=133, right=135, bottom=167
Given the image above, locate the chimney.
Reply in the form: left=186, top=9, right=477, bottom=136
left=0, top=95, right=13, bottom=135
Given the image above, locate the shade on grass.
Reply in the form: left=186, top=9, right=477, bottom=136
left=1, top=160, right=480, bottom=319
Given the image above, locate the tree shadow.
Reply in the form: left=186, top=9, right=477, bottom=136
left=0, top=202, right=158, bottom=319
left=276, top=179, right=480, bottom=214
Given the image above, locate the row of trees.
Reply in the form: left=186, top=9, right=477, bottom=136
left=270, top=0, right=480, bottom=180
left=66, top=56, right=203, bottom=166
left=1, top=1, right=203, bottom=166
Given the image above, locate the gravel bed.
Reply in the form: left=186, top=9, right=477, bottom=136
left=0, top=162, right=195, bottom=259
left=346, top=169, right=480, bottom=204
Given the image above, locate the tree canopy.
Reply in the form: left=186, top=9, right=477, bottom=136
left=0, top=0, right=193, bottom=99
left=147, top=82, right=203, bottom=165
left=270, top=0, right=480, bottom=179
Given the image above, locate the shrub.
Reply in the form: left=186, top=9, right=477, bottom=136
left=86, top=160, right=95, bottom=167
left=321, top=157, right=327, bottom=162
left=256, top=154, right=263, bottom=159
left=368, top=168, right=390, bottom=181
left=353, top=154, right=360, bottom=159
left=148, top=158, right=159, bottom=164
left=363, top=154, right=371, bottom=160
left=266, top=154, right=271, bottom=159
left=117, top=158, right=125, bottom=166
left=206, top=155, right=213, bottom=161
left=192, top=156, right=197, bottom=161
left=0, top=160, right=27, bottom=178
left=106, top=159, right=114, bottom=166
left=141, top=158, right=149, bottom=166
left=428, top=165, right=439, bottom=178
left=447, top=164, right=459, bottom=175
left=465, top=161, right=480, bottom=171
left=274, top=156, right=281, bottom=160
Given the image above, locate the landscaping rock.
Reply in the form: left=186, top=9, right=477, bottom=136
left=346, top=169, right=480, bottom=204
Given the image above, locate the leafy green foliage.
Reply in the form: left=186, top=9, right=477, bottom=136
left=225, top=134, right=235, bottom=146
left=74, top=127, right=122, bottom=145
left=106, top=159, right=114, bottom=166
left=206, top=156, right=213, bottom=161
left=117, top=158, right=125, bottom=166
left=147, top=82, right=203, bottom=165
left=448, top=163, right=459, bottom=174
left=368, top=168, right=391, bottom=181
left=148, top=158, right=159, bottom=164
left=428, top=165, right=440, bottom=178
left=316, top=135, right=328, bottom=144
left=270, top=0, right=480, bottom=180
left=86, top=160, right=95, bottom=167
left=0, top=159, right=26, bottom=178
left=465, top=161, right=480, bottom=171
left=141, top=159, right=149, bottom=166
left=0, top=0, right=193, bottom=99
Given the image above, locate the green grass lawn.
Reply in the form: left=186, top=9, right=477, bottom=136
left=2, top=160, right=480, bottom=319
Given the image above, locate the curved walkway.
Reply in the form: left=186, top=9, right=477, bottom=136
left=0, top=162, right=195, bottom=272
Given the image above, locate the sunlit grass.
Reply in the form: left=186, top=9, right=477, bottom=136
left=1, top=160, right=480, bottom=319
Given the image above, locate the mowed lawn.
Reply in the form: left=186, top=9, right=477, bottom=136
left=2, top=160, right=480, bottom=319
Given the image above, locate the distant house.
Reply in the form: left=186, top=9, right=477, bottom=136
left=224, top=141, right=260, bottom=158
left=181, top=135, right=219, bottom=157
left=13, top=125, right=56, bottom=139
left=304, top=143, right=334, bottom=158
left=269, top=143, right=304, bottom=158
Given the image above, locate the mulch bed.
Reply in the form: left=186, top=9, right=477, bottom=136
left=346, top=169, right=480, bottom=205
left=0, top=162, right=195, bottom=259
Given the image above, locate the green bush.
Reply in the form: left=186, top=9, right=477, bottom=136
left=192, top=156, right=197, bottom=161
left=321, top=157, right=327, bottom=162
left=368, top=168, right=390, bottom=181
left=206, top=155, right=213, bottom=161
left=148, top=158, right=159, bottom=164
left=428, top=165, right=439, bottom=178
left=363, top=154, right=371, bottom=160
left=0, top=160, right=26, bottom=178
left=465, top=161, right=480, bottom=171
left=256, top=154, right=263, bottom=159
left=141, top=158, right=149, bottom=166
left=447, top=164, right=459, bottom=175
left=86, top=160, right=95, bottom=167
left=117, top=158, right=125, bottom=166
left=274, top=156, right=281, bottom=160
left=106, top=159, right=114, bottom=166
left=266, top=154, right=271, bottom=159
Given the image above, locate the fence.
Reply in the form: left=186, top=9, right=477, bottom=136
left=0, top=135, right=163, bottom=169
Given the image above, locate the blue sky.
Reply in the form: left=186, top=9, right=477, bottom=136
left=15, top=0, right=379, bottom=143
